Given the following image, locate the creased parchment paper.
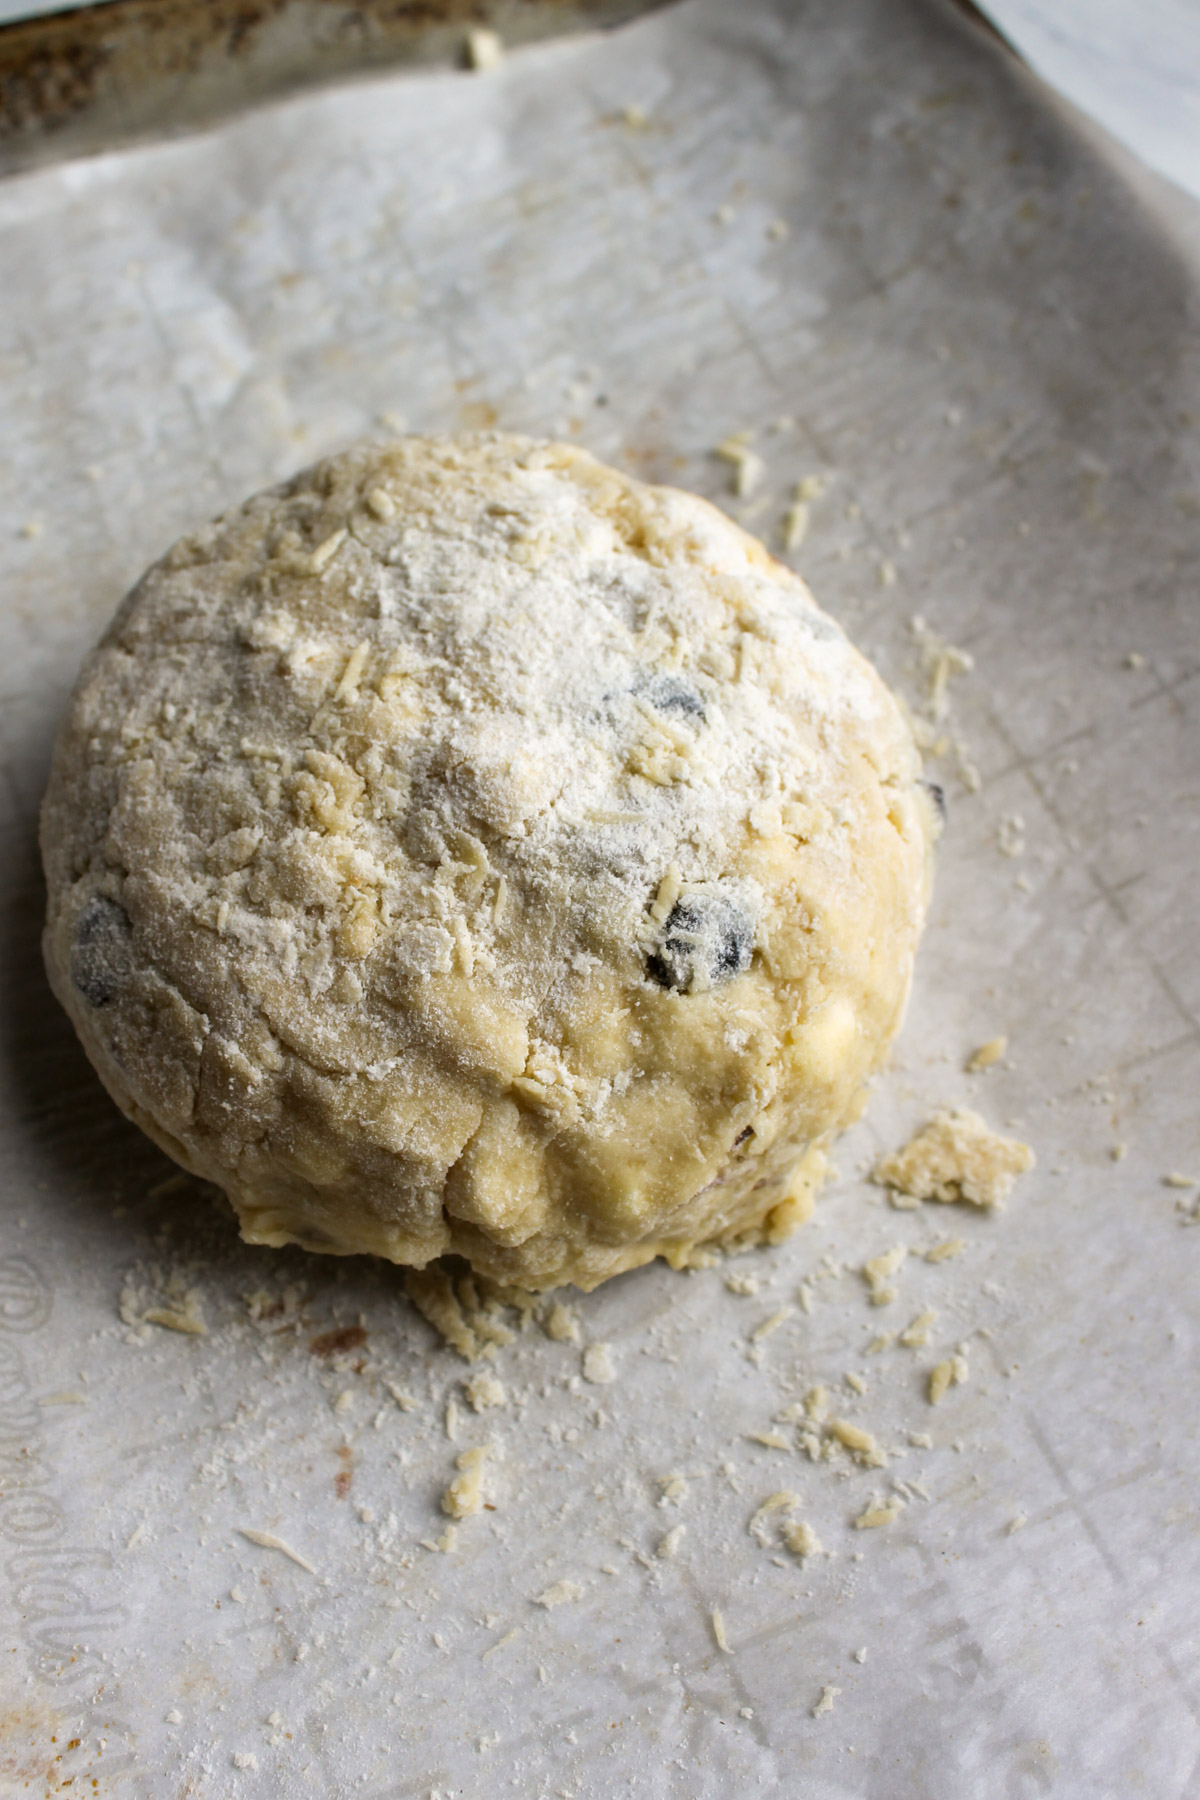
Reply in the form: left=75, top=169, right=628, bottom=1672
left=0, top=1, right=1197, bottom=1793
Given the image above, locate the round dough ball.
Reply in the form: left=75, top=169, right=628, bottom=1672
left=41, top=434, right=935, bottom=1290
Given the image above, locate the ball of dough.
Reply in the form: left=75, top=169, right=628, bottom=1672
left=41, top=434, right=935, bottom=1290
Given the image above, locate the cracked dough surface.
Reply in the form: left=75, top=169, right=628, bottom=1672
left=42, top=434, right=934, bottom=1290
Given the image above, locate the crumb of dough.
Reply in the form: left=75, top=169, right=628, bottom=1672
left=866, top=1333, right=893, bottom=1354
left=781, top=1518, right=822, bottom=1559
left=544, top=1303, right=581, bottom=1344
left=854, top=1501, right=899, bottom=1529
left=464, top=1372, right=506, bottom=1412
left=863, top=1245, right=907, bottom=1306
left=845, top=1372, right=868, bottom=1395
left=142, top=1298, right=207, bottom=1335
left=1164, top=1172, right=1197, bottom=1189
left=928, top=1353, right=968, bottom=1406
left=1007, top=1514, right=1028, bottom=1534
left=657, top=1525, right=686, bottom=1559
left=766, top=219, right=790, bottom=242
left=898, top=1308, right=937, bottom=1349
left=966, top=1036, right=1007, bottom=1073
left=582, top=1343, right=616, bottom=1385
left=724, top=1270, right=760, bottom=1297
left=925, top=1237, right=965, bottom=1262
left=386, top=1381, right=418, bottom=1411
left=535, top=1579, right=584, bottom=1609
left=873, top=1110, right=1035, bottom=1209
left=997, top=814, right=1026, bottom=858
left=813, top=1684, right=840, bottom=1716
left=1110, top=1143, right=1128, bottom=1162
left=405, top=1268, right=479, bottom=1361
left=854, top=1646, right=868, bottom=1664
left=749, top=1493, right=799, bottom=1545
left=465, top=27, right=503, bottom=70
left=746, top=1430, right=791, bottom=1451
left=482, top=1628, right=521, bottom=1660
left=238, top=1528, right=316, bottom=1573
left=804, top=1385, right=829, bottom=1423
left=711, top=1609, right=733, bottom=1652
left=782, top=499, right=809, bottom=552
left=714, top=433, right=765, bottom=497
left=657, top=1473, right=688, bottom=1506
left=442, top=1446, right=491, bottom=1519
left=751, top=1307, right=792, bottom=1341
left=827, top=1419, right=886, bottom=1467
left=232, top=1753, right=259, bottom=1771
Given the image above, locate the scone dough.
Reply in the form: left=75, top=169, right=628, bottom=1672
left=42, top=434, right=934, bottom=1290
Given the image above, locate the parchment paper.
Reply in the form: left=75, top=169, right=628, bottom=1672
left=1, top=1, right=1198, bottom=1794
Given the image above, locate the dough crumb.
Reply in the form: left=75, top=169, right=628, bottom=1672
left=465, top=26, right=504, bottom=70
left=782, top=498, right=810, bottom=552
left=238, top=1528, right=317, bottom=1573
left=405, top=1268, right=479, bottom=1361
left=925, top=1237, right=965, bottom=1263
left=751, top=1307, right=792, bottom=1341
left=873, top=1110, right=1035, bottom=1209
left=845, top=1371, right=868, bottom=1396
left=1007, top=1513, right=1028, bottom=1534
left=863, top=1245, right=907, bottom=1306
left=232, top=1753, right=259, bottom=1771
left=711, top=1608, right=733, bottom=1652
left=853, top=1501, right=899, bottom=1529
left=827, top=1419, right=886, bottom=1467
left=582, top=1343, right=617, bottom=1385
left=781, top=1518, right=822, bottom=1559
left=854, top=1646, right=868, bottom=1664
left=544, top=1302, right=581, bottom=1344
left=442, top=1446, right=491, bottom=1519
left=143, top=1297, right=207, bottom=1335
left=724, top=1270, right=760, bottom=1297
left=714, top=433, right=765, bottom=497
left=747, top=1431, right=791, bottom=1451
left=1163, top=1172, right=1197, bottom=1189
left=657, top=1473, right=689, bottom=1507
left=908, top=1431, right=933, bottom=1449
left=812, top=1684, right=841, bottom=1716
left=966, top=1036, right=1007, bottom=1073
left=657, top=1525, right=686, bottom=1559
left=804, top=1385, right=830, bottom=1423
left=534, top=1579, right=584, bottom=1609
left=464, top=1372, right=507, bottom=1412
left=928, top=1353, right=969, bottom=1406
left=898, top=1308, right=937, bottom=1349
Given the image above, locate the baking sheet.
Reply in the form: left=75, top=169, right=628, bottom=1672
left=1, top=0, right=1199, bottom=1793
